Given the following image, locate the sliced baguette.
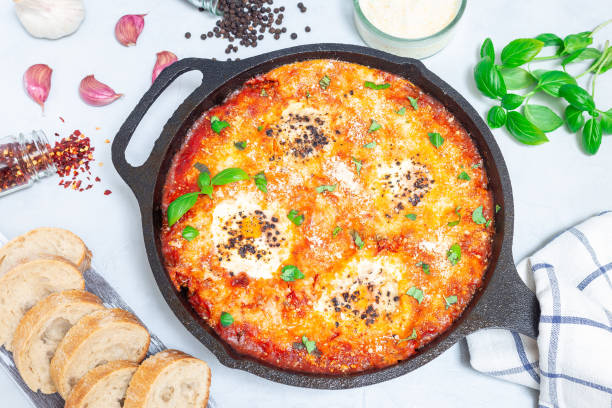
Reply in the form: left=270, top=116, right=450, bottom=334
left=0, top=227, right=91, bottom=276
left=124, top=349, right=211, bottom=408
left=50, top=308, right=150, bottom=399
left=64, top=360, right=138, bottom=408
left=0, top=259, right=85, bottom=351
left=12, top=290, right=104, bottom=394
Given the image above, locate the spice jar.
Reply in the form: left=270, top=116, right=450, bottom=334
left=0, top=130, right=56, bottom=198
left=184, top=0, right=222, bottom=15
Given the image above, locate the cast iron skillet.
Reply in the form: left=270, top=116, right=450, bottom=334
left=112, top=44, right=539, bottom=389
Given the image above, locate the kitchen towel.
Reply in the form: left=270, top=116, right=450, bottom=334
left=467, top=211, right=612, bottom=407
left=0, top=232, right=216, bottom=408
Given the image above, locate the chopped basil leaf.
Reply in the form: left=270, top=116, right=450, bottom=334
left=447, top=206, right=462, bottom=227
left=234, top=141, right=247, bottom=150
left=220, top=312, right=234, bottom=327
left=305, top=91, right=310, bottom=99
left=181, top=226, right=199, bottom=241
left=485, top=219, right=492, bottom=228
left=406, top=286, right=424, bottom=304
left=447, top=243, right=461, bottom=265
left=287, top=209, right=304, bottom=226
left=349, top=230, right=365, bottom=249
left=351, top=157, right=362, bottom=174
left=281, top=265, right=305, bottom=282
left=167, top=192, right=199, bottom=226
left=458, top=171, right=471, bottom=181
left=197, top=170, right=211, bottom=191
left=496, top=204, right=502, bottom=213
left=260, top=88, right=268, bottom=97
left=316, top=184, right=337, bottom=193
left=363, top=141, right=377, bottom=148
left=444, top=295, right=458, bottom=309
left=211, top=168, right=249, bottom=186
left=332, top=226, right=342, bottom=237
left=405, top=213, right=417, bottom=221
left=408, top=96, right=419, bottom=111
left=472, top=162, right=482, bottom=169
left=428, top=132, right=444, bottom=148
left=257, top=125, right=263, bottom=131
left=254, top=171, right=267, bottom=193
left=368, top=119, right=382, bottom=133
left=398, top=328, right=417, bottom=342
left=302, top=335, right=316, bottom=354
left=416, top=261, right=430, bottom=275
left=396, top=107, right=406, bottom=115
left=364, top=81, right=391, bottom=90
left=319, top=75, right=331, bottom=90
left=472, top=205, right=487, bottom=225
left=210, top=116, right=230, bottom=134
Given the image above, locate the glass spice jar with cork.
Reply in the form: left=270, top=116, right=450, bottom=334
left=0, top=130, right=56, bottom=198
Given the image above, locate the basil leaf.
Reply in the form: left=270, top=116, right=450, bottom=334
left=287, top=209, right=304, bottom=226
left=524, top=104, right=564, bottom=132
left=416, top=261, right=430, bottom=275
left=535, top=33, right=563, bottom=47
left=368, top=120, right=381, bottom=133
left=500, top=39, right=543, bottom=67
left=211, top=116, right=230, bottom=134
left=495, top=204, right=501, bottom=213
left=480, top=37, right=495, bottom=61
left=582, top=118, right=602, bottom=155
left=487, top=106, right=507, bottom=128
left=182, top=226, right=199, bottom=241
left=447, top=243, right=461, bottom=266
left=600, top=109, right=612, bottom=135
left=257, top=125, right=263, bottom=132
left=197, top=171, right=211, bottom=191
left=363, top=141, right=377, bottom=148
left=349, top=230, right=365, bottom=250
left=319, top=75, right=331, bottom=89
left=281, top=265, right=305, bottom=282
left=474, top=57, right=506, bottom=99
left=472, top=163, right=482, bottom=169
left=396, top=107, right=406, bottom=115
left=234, top=141, right=247, bottom=150
left=302, top=336, right=316, bottom=354
left=458, top=171, right=471, bottom=181
left=220, top=312, right=234, bottom=327
left=501, top=93, right=524, bottom=110
left=531, top=69, right=548, bottom=80
left=472, top=205, right=488, bottom=225
left=260, top=88, right=268, bottom=97
left=200, top=185, right=213, bottom=200
left=211, top=168, right=249, bottom=186
left=499, top=67, right=535, bottom=90
left=316, top=184, right=337, bottom=193
left=448, top=206, right=462, bottom=227
left=352, top=157, right=362, bottom=174
left=364, top=81, right=390, bottom=90
left=447, top=220, right=460, bottom=227
left=563, top=32, right=593, bottom=55
left=405, top=213, right=417, bottom=221
left=537, top=70, right=577, bottom=97
left=428, top=132, right=444, bottom=148
left=408, top=96, right=419, bottom=111
left=167, top=192, right=199, bottom=226
left=505, top=111, right=549, bottom=145
left=444, top=295, right=458, bottom=309
left=406, top=286, right=424, bottom=304
left=398, top=328, right=418, bottom=342
left=254, top=171, right=267, bottom=193
left=332, top=226, right=342, bottom=237
left=559, top=84, right=595, bottom=113
left=562, top=47, right=601, bottom=66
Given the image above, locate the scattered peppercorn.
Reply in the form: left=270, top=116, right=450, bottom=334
left=291, top=33, right=297, bottom=39
left=184, top=32, right=191, bottom=39
left=305, top=26, right=311, bottom=32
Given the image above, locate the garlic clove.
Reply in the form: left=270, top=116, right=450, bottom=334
left=79, top=75, right=122, bottom=106
left=152, top=51, right=178, bottom=83
left=115, top=14, right=146, bottom=47
left=24, top=64, right=52, bottom=111
left=14, top=0, right=85, bottom=40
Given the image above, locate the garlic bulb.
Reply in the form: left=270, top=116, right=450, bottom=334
left=14, top=0, right=85, bottom=40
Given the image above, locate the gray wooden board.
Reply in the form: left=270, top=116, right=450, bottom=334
left=0, top=233, right=217, bottom=408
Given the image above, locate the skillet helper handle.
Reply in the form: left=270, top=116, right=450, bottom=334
left=111, top=58, right=214, bottom=199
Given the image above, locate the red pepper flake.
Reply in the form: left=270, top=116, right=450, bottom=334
left=49, top=129, right=100, bottom=193
left=104, top=189, right=112, bottom=195
left=59, top=117, right=65, bottom=123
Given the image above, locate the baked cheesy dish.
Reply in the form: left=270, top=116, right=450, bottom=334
left=161, top=59, right=495, bottom=374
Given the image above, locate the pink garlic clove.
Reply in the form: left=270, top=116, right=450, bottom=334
left=152, top=51, right=178, bottom=83
left=24, top=64, right=52, bottom=111
left=115, top=14, right=146, bottom=47
left=79, top=75, right=123, bottom=106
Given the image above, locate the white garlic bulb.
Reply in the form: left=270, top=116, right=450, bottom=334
left=14, top=0, right=85, bottom=40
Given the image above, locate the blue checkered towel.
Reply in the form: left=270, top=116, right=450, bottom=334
left=467, top=211, right=612, bottom=407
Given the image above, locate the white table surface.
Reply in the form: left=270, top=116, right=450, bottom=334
left=1, top=0, right=610, bottom=406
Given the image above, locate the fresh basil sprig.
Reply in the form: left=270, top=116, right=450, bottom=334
left=474, top=20, right=612, bottom=155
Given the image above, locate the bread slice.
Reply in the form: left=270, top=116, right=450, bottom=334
left=0, top=259, right=85, bottom=351
left=12, top=290, right=104, bottom=394
left=50, top=308, right=150, bottom=399
left=124, top=349, right=211, bottom=408
left=0, top=227, right=91, bottom=276
left=64, top=360, right=138, bottom=408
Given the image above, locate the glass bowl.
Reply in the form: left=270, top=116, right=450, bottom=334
left=353, top=0, right=467, bottom=59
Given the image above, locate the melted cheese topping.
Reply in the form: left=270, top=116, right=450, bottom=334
left=161, top=60, right=494, bottom=374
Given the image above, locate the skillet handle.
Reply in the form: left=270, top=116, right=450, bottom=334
left=469, top=250, right=540, bottom=338
left=111, top=58, right=219, bottom=199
